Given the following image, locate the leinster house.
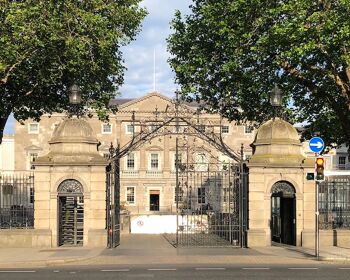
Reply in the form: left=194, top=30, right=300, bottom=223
left=0, top=91, right=349, bottom=250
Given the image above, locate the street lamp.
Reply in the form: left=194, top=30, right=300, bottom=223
left=270, top=84, right=282, bottom=107
left=68, top=84, right=82, bottom=105
left=270, top=84, right=283, bottom=118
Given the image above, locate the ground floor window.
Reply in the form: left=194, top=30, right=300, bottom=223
left=126, top=187, right=135, bottom=204
left=198, top=187, right=206, bottom=204
left=174, top=187, right=184, bottom=203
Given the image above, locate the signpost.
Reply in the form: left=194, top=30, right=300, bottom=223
left=309, top=137, right=325, bottom=154
left=308, top=136, right=325, bottom=259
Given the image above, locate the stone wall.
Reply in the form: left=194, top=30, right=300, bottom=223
left=0, top=229, right=51, bottom=248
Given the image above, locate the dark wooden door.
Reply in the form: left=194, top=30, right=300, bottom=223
left=281, top=197, right=296, bottom=245
left=150, top=194, right=159, bottom=211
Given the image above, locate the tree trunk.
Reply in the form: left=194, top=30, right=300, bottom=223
left=0, top=112, right=10, bottom=145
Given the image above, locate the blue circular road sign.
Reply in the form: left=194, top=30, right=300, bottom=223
left=308, top=137, right=325, bottom=153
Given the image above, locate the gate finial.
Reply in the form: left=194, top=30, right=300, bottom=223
left=109, top=142, right=115, bottom=157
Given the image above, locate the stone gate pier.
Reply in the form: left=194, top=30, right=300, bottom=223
left=247, top=117, right=315, bottom=247
left=33, top=118, right=107, bottom=247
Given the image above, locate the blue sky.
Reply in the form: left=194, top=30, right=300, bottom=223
left=119, top=0, right=192, bottom=98
left=4, top=0, right=193, bottom=134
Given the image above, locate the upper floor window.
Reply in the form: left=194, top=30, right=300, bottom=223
left=244, top=125, right=254, bottom=134
left=195, top=152, right=208, bottom=171
left=173, top=153, right=183, bottom=170
left=221, top=126, right=229, bottom=134
left=126, top=124, right=134, bottom=134
left=102, top=123, right=112, bottom=134
left=127, top=153, right=135, bottom=170
left=339, top=156, right=346, bottom=165
left=28, top=152, right=38, bottom=170
left=150, top=124, right=161, bottom=132
left=28, top=123, right=39, bottom=134
left=150, top=153, right=159, bottom=170
left=222, top=187, right=228, bottom=203
left=197, top=125, right=206, bottom=133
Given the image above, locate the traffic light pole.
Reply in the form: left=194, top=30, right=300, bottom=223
left=314, top=153, right=325, bottom=259
left=309, top=136, right=325, bottom=259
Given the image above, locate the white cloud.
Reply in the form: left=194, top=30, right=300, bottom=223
left=119, top=0, right=193, bottom=98
left=140, top=0, right=191, bottom=22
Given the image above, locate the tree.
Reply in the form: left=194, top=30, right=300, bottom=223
left=168, top=0, right=350, bottom=151
left=0, top=0, right=147, bottom=143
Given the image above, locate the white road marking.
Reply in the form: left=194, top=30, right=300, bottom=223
left=53, top=270, right=59, bottom=273
left=338, top=268, right=350, bottom=270
left=288, top=268, right=319, bottom=270
left=147, top=268, right=177, bottom=271
left=69, top=272, right=77, bottom=274
left=0, top=271, right=36, bottom=273
left=242, top=268, right=270, bottom=270
left=195, top=267, right=226, bottom=270
left=101, top=269, right=130, bottom=272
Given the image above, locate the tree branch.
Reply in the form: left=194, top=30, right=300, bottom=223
left=25, top=83, right=38, bottom=96
left=1, top=60, right=23, bottom=85
left=317, top=47, right=350, bottom=107
left=0, top=50, right=37, bottom=86
left=281, top=61, right=321, bottom=95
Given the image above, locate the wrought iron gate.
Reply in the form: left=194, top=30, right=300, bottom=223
left=174, top=160, right=248, bottom=247
left=104, top=96, right=249, bottom=248
left=58, top=180, right=84, bottom=246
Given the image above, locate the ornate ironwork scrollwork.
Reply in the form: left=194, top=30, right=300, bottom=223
left=58, top=179, right=83, bottom=195
left=271, top=181, right=295, bottom=197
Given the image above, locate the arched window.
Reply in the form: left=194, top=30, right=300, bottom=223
left=58, top=179, right=83, bottom=196
left=271, top=181, right=295, bottom=198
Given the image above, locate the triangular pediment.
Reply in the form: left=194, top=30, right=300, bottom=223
left=117, top=92, right=195, bottom=113
left=24, top=145, right=42, bottom=151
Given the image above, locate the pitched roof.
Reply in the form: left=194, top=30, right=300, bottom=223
left=109, top=91, right=203, bottom=110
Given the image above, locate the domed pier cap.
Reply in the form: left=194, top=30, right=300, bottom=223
left=49, top=118, right=99, bottom=144
left=34, top=118, right=106, bottom=166
left=248, top=117, right=307, bottom=167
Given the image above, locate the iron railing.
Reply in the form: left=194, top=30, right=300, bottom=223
left=319, top=176, right=350, bottom=230
left=0, top=172, right=34, bottom=229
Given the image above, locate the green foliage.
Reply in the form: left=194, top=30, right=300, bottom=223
left=168, top=0, right=350, bottom=148
left=0, top=0, right=147, bottom=134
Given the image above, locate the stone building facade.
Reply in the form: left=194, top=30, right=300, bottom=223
left=3, top=91, right=347, bottom=248
left=14, top=92, right=256, bottom=216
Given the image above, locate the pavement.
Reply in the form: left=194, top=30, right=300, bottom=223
left=1, top=234, right=350, bottom=268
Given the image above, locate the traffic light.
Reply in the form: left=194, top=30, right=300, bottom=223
left=315, top=157, right=325, bottom=181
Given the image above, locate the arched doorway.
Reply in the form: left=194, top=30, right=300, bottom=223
left=58, top=179, right=84, bottom=246
left=271, top=181, right=296, bottom=246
